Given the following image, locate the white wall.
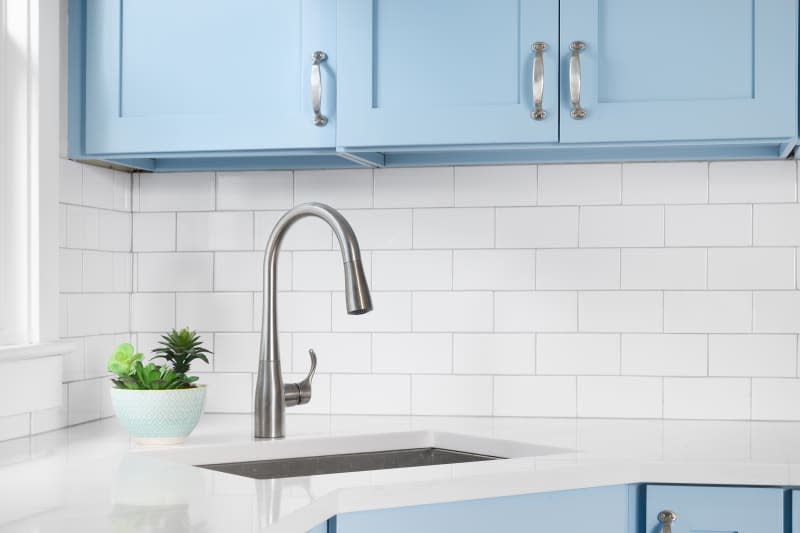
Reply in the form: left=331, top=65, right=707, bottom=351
left=124, top=161, right=800, bottom=421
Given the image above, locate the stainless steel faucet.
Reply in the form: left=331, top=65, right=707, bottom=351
left=255, top=203, right=373, bottom=439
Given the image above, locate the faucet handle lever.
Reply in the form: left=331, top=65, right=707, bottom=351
left=284, top=349, right=316, bottom=407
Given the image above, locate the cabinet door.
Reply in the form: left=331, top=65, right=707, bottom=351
left=334, top=485, right=636, bottom=533
left=83, top=0, right=336, bottom=155
left=559, top=0, right=797, bottom=144
left=644, top=485, right=784, bottom=533
left=337, top=0, right=559, bottom=149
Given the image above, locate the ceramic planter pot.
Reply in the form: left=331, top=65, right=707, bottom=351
left=110, top=385, right=206, bottom=445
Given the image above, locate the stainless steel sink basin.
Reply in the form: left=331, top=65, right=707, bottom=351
left=198, top=447, right=503, bottom=480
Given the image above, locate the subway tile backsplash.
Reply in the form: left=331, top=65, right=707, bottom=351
left=4, top=159, right=799, bottom=442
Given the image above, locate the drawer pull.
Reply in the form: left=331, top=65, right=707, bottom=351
left=531, top=42, right=547, bottom=120
left=311, top=51, right=328, bottom=127
left=657, top=510, right=677, bottom=533
left=568, top=41, right=587, bottom=120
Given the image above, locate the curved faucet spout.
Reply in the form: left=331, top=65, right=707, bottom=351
left=255, top=203, right=373, bottom=439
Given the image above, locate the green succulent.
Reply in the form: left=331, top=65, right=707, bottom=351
left=112, top=361, right=199, bottom=390
left=107, top=343, right=143, bottom=376
left=152, top=328, right=211, bottom=375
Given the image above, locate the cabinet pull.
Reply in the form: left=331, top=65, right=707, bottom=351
left=311, top=51, right=328, bottom=127
left=568, top=41, right=587, bottom=120
left=657, top=510, right=677, bottom=533
left=531, top=42, right=547, bottom=120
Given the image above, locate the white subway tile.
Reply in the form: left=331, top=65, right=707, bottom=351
left=494, top=376, right=576, bottom=417
left=622, top=162, right=708, bottom=204
left=255, top=211, right=333, bottom=250
left=113, top=171, right=132, bottom=211
left=454, top=250, right=534, bottom=290
left=293, top=251, right=372, bottom=291
left=537, top=334, right=620, bottom=375
left=212, top=332, right=261, bottom=372
left=67, top=293, right=130, bottom=336
left=0, top=357, right=61, bottom=417
left=536, top=249, right=619, bottom=290
left=30, top=384, right=68, bottom=434
left=455, top=165, right=536, bottom=206
left=708, top=248, right=796, bottom=289
left=137, top=172, right=215, bottom=212
left=214, top=251, right=290, bottom=292
left=59, top=159, right=83, bottom=204
left=0, top=414, right=31, bottom=441
left=372, top=250, right=451, bottom=291
left=495, top=291, right=578, bottom=332
left=199, top=373, right=252, bottom=413
left=580, top=206, right=664, bottom=247
left=339, top=209, right=413, bottom=250
left=579, top=292, right=662, bottom=333
left=67, top=206, right=98, bottom=249
left=62, top=338, right=85, bottom=382
left=664, top=378, right=750, bottom=420
left=496, top=207, right=579, bottom=248
left=754, top=204, right=800, bottom=245
left=59, top=205, right=68, bottom=247
left=85, top=334, right=127, bottom=379
left=753, top=291, right=800, bottom=333
left=621, top=249, right=706, bottom=290
left=82, top=165, right=116, bottom=209
left=113, top=253, right=132, bottom=292
left=621, top=334, right=707, bottom=376
left=538, top=164, right=621, bottom=205
left=331, top=375, right=410, bottom=414
left=374, top=167, right=453, bottom=208
left=132, top=213, right=176, bottom=252
left=96, top=210, right=131, bottom=252
left=274, top=292, right=330, bottom=332
left=709, top=334, right=796, bottom=377
left=413, top=208, right=494, bottom=249
left=131, top=293, right=175, bottom=332
left=176, top=292, right=252, bottom=332
left=412, top=375, right=492, bottom=416
left=666, top=205, right=752, bottom=246
left=453, top=333, right=534, bottom=374
left=373, top=333, right=452, bottom=373
left=177, top=212, right=253, bottom=251
left=412, top=292, right=493, bottom=332
left=577, top=377, right=662, bottom=418
left=60, top=249, right=83, bottom=292
left=137, top=252, right=213, bottom=292
left=68, top=379, right=103, bottom=425
left=292, top=332, right=371, bottom=373
left=709, top=161, right=797, bottom=203
left=217, top=171, right=293, bottom=210
left=752, top=379, right=800, bottom=420
left=82, top=250, right=114, bottom=292
left=664, top=291, right=752, bottom=333
left=295, top=169, right=373, bottom=208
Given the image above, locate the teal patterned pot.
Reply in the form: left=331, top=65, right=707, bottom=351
left=110, top=385, right=206, bottom=445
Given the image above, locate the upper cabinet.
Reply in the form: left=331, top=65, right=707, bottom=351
left=336, top=0, right=559, bottom=149
left=77, top=0, right=336, bottom=156
left=69, top=0, right=799, bottom=170
left=559, top=0, right=797, bottom=144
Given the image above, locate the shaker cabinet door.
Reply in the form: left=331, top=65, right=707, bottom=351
left=337, top=0, right=559, bottom=149
left=558, top=0, right=797, bottom=144
left=82, top=0, right=336, bottom=155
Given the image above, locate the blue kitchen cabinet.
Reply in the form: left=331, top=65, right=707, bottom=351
left=332, top=484, right=637, bottom=533
left=74, top=0, right=337, bottom=157
left=559, top=0, right=798, bottom=145
left=336, top=0, right=559, bottom=150
left=644, top=484, right=784, bottom=533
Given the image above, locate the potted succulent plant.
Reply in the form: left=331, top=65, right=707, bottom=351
left=108, top=328, right=211, bottom=445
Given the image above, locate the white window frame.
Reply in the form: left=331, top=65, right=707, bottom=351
left=0, top=0, right=62, bottom=355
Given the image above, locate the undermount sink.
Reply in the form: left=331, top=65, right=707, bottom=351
left=197, top=447, right=503, bottom=480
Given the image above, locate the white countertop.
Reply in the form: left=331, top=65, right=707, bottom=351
left=3, top=413, right=800, bottom=533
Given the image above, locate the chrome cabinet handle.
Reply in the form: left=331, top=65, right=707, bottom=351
left=531, top=42, right=547, bottom=120
left=569, top=41, right=587, bottom=120
left=658, top=510, right=677, bottom=533
left=311, top=51, right=328, bottom=127
left=284, top=349, right=317, bottom=407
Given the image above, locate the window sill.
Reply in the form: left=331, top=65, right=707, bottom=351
left=0, top=342, right=75, bottom=363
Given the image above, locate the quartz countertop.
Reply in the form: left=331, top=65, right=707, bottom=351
left=2, top=413, right=800, bottom=533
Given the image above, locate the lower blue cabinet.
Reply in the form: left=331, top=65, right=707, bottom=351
left=332, top=485, right=637, bottom=533
left=644, top=484, right=784, bottom=533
